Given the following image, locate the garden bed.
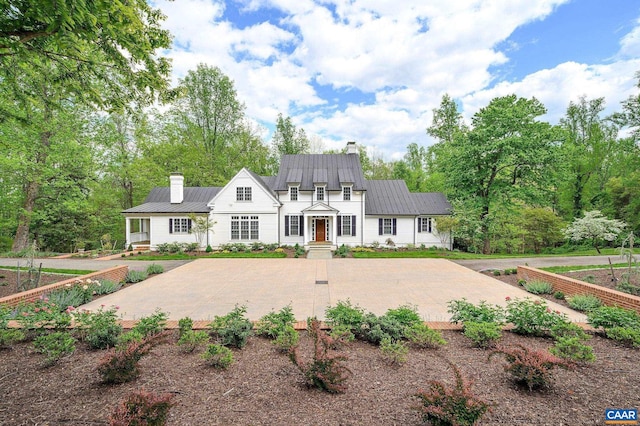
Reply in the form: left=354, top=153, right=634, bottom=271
left=0, top=269, right=77, bottom=300
left=0, top=330, right=637, bottom=425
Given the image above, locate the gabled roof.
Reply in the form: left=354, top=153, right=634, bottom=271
left=365, top=180, right=421, bottom=215
left=411, top=193, right=452, bottom=215
left=272, top=154, right=367, bottom=191
left=245, top=169, right=277, bottom=199
left=123, top=187, right=220, bottom=214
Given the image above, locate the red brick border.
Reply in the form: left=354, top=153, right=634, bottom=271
left=0, top=265, right=129, bottom=308
left=517, top=266, right=640, bottom=313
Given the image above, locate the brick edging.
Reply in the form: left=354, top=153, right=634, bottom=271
left=517, top=266, right=640, bottom=314
left=0, top=265, right=129, bottom=308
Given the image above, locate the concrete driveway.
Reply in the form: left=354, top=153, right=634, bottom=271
left=80, top=258, right=586, bottom=323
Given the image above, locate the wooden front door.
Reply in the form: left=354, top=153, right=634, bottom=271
left=315, top=219, right=326, bottom=242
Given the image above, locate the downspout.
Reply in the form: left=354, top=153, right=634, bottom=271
left=361, top=190, right=365, bottom=246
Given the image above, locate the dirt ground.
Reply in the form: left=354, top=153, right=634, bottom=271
left=0, top=269, right=75, bottom=300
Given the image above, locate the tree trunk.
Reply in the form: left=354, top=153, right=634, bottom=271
left=12, top=180, right=41, bottom=252
left=480, top=203, right=491, bottom=255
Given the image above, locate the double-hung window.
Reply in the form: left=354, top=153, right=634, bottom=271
left=418, top=217, right=432, bottom=233
left=343, top=186, right=351, bottom=201
left=285, top=215, right=304, bottom=237
left=231, top=216, right=259, bottom=240
left=378, top=218, right=397, bottom=235
left=337, top=215, right=356, bottom=236
left=236, top=187, right=252, bottom=201
left=290, top=215, right=300, bottom=236
left=290, top=186, right=298, bottom=201
left=169, top=218, right=191, bottom=234
left=315, top=186, right=325, bottom=201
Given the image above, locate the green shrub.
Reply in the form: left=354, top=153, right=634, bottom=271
left=505, top=298, right=568, bottom=336
left=81, top=307, right=123, bottom=350
left=117, top=330, right=144, bottom=347
left=33, top=332, right=76, bottom=366
left=580, top=274, right=596, bottom=284
left=0, top=236, right=13, bottom=252
left=587, top=306, right=640, bottom=330
left=524, top=280, right=553, bottom=295
left=490, top=344, right=574, bottom=391
left=99, top=333, right=167, bottom=383
left=208, top=305, right=253, bottom=349
left=109, top=389, right=174, bottom=426
left=605, top=327, right=640, bottom=348
left=615, top=281, right=640, bottom=296
left=329, top=324, right=355, bottom=347
left=359, top=312, right=405, bottom=344
left=405, top=323, right=447, bottom=349
left=146, top=264, right=164, bottom=275
left=517, top=279, right=527, bottom=286
left=0, top=328, right=26, bottom=347
left=177, top=330, right=209, bottom=353
left=255, top=305, right=296, bottom=339
left=492, top=270, right=501, bottom=276
left=549, top=337, right=596, bottom=363
left=93, top=280, right=122, bottom=295
left=125, top=270, right=148, bottom=283
left=384, top=304, right=422, bottom=328
left=205, top=245, right=213, bottom=253
left=273, top=325, right=299, bottom=352
left=325, top=299, right=366, bottom=333
left=380, top=337, right=409, bottom=366
left=15, top=299, right=72, bottom=334
left=131, top=309, right=167, bottom=338
left=414, top=363, right=490, bottom=426
left=567, top=294, right=602, bottom=312
left=463, top=321, right=501, bottom=349
left=156, top=243, right=170, bottom=254
left=289, top=318, right=351, bottom=393
left=48, top=283, right=94, bottom=309
left=549, top=322, right=590, bottom=341
left=202, top=343, right=234, bottom=369
left=553, top=291, right=565, bottom=300
left=178, top=317, right=193, bottom=338
left=447, top=298, right=504, bottom=325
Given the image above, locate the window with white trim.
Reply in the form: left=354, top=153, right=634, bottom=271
left=383, top=218, right=393, bottom=234
left=236, top=186, right=252, bottom=201
left=343, top=186, right=351, bottom=201
left=418, top=217, right=432, bottom=233
left=169, top=218, right=191, bottom=234
left=315, top=186, right=325, bottom=201
left=341, top=215, right=351, bottom=236
left=290, top=186, right=298, bottom=201
left=231, top=215, right=259, bottom=240
left=290, top=215, right=300, bottom=236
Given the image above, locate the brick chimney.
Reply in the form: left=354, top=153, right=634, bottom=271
left=170, top=173, right=184, bottom=204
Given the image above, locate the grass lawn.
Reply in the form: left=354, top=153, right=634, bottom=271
left=129, top=251, right=287, bottom=260
left=0, top=266, right=95, bottom=275
left=540, top=263, right=633, bottom=274
left=353, top=247, right=638, bottom=260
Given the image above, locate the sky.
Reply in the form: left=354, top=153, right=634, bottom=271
left=153, top=0, right=640, bottom=159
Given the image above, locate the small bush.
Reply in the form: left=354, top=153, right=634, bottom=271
left=99, top=333, right=167, bottom=384
left=93, top=280, right=122, bottom=296
left=549, top=337, right=596, bottom=363
left=567, top=294, right=602, bottom=312
left=82, top=307, right=123, bottom=350
left=517, top=279, right=527, bottom=286
left=359, top=313, right=405, bottom=344
left=385, top=304, right=422, bottom=328
left=605, top=327, right=640, bottom=348
left=490, top=344, right=573, bottom=391
left=289, top=318, right=351, bottom=393
left=414, top=363, right=490, bottom=426
left=587, top=306, right=640, bottom=330
left=505, top=298, right=568, bottom=336
left=0, top=328, right=26, bottom=347
left=553, top=291, right=565, bottom=300
left=524, top=280, right=553, bottom=295
left=273, top=325, right=299, bottom=352
left=117, top=330, right=144, bottom=346
left=549, top=322, right=590, bottom=341
left=616, top=281, right=640, bottom=296
left=48, top=284, right=94, bottom=309
left=125, top=270, right=148, bottom=283
left=33, top=332, right=76, bottom=366
left=202, top=343, right=234, bottom=369
left=380, top=337, right=409, bottom=366
left=178, top=317, right=193, bottom=338
left=492, top=270, right=501, bottom=276
left=447, top=299, right=504, bottom=325
left=205, top=245, right=213, bottom=253
left=208, top=305, right=253, bottom=349
left=255, top=305, right=296, bottom=339
left=131, top=309, right=167, bottom=338
left=580, top=274, right=596, bottom=284
left=109, top=388, right=174, bottom=426
left=329, top=324, right=355, bottom=347
left=405, top=323, right=447, bottom=349
left=177, top=330, right=209, bottom=353
left=325, top=299, right=366, bottom=333
left=463, top=321, right=502, bottom=349
left=146, top=264, right=164, bottom=275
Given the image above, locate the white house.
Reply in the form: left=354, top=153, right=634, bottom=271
left=123, top=142, right=453, bottom=250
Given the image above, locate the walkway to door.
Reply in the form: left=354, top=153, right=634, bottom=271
left=79, top=258, right=586, bottom=323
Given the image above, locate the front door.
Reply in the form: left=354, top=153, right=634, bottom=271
left=315, top=219, right=326, bottom=242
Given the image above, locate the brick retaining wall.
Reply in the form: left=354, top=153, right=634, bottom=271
left=517, top=266, right=640, bottom=313
left=0, top=265, right=129, bottom=308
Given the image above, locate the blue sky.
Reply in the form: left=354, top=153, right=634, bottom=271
left=155, top=0, right=640, bottom=159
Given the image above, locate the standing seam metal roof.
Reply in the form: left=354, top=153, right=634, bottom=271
left=272, top=154, right=367, bottom=191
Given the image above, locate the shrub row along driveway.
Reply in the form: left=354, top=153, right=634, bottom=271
left=79, top=258, right=586, bottom=322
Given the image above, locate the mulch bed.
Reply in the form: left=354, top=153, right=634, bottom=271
left=0, top=330, right=638, bottom=425
left=0, top=269, right=76, bottom=300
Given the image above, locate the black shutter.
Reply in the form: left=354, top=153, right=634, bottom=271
left=169, top=218, right=173, bottom=234
left=337, top=216, right=342, bottom=236
left=352, top=215, right=356, bottom=236
left=392, top=218, right=397, bottom=235
left=284, top=216, right=289, bottom=237
left=378, top=218, right=383, bottom=235
left=299, top=215, right=304, bottom=236
left=188, top=219, right=192, bottom=232
left=417, top=218, right=422, bottom=233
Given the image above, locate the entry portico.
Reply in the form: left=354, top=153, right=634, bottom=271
left=302, top=202, right=339, bottom=249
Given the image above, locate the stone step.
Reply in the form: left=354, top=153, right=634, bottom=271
left=306, top=246, right=333, bottom=259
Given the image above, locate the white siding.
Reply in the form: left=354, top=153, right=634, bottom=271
left=416, top=216, right=451, bottom=249
left=364, top=216, right=415, bottom=247
left=149, top=215, right=198, bottom=248
left=209, top=213, right=278, bottom=247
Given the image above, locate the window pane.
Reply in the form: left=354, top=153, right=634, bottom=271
left=316, top=187, right=324, bottom=201
left=343, top=187, right=351, bottom=201
left=290, top=187, right=298, bottom=201
left=250, top=219, right=259, bottom=239
left=236, top=187, right=243, bottom=201
left=342, top=216, right=351, bottom=236
left=245, top=187, right=252, bottom=201
left=383, top=218, right=392, bottom=234
left=290, top=216, right=299, bottom=236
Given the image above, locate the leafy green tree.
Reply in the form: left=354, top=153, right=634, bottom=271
left=392, top=143, right=431, bottom=191
left=271, top=113, right=310, bottom=157
left=519, top=207, right=565, bottom=253
left=564, top=210, right=627, bottom=253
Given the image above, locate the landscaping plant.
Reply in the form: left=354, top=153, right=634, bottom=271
left=490, top=344, right=574, bottom=391
left=289, top=318, right=351, bottom=393
left=505, top=297, right=568, bottom=336
left=202, top=343, right=234, bottom=369
left=255, top=305, right=296, bottom=339
left=208, top=305, right=253, bottom=348
left=325, top=299, right=366, bottom=334
left=384, top=304, right=422, bottom=328
left=413, top=363, right=490, bottom=426
left=405, top=323, right=447, bottom=349
left=272, top=325, right=299, bottom=352
left=462, top=321, right=501, bottom=349
left=605, top=327, right=640, bottom=348
left=566, top=294, right=602, bottom=312
left=92, top=280, right=122, bottom=296
left=125, top=270, right=148, bottom=283
left=178, top=317, right=194, bottom=338
left=109, top=388, right=174, bottom=426
left=33, top=331, right=76, bottom=366
left=177, top=330, right=209, bottom=353
left=586, top=306, right=640, bottom=330
left=359, top=312, right=406, bottom=344
left=447, top=298, right=504, bottom=325
left=131, top=309, right=167, bottom=338
left=523, top=280, right=553, bottom=295
left=98, top=332, right=168, bottom=383
left=15, top=298, right=72, bottom=335
left=379, top=336, right=409, bottom=366
left=549, top=337, right=596, bottom=363
left=80, top=306, right=123, bottom=350
left=146, top=264, right=164, bottom=275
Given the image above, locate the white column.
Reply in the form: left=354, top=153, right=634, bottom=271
left=331, top=213, right=338, bottom=244
left=125, top=218, right=131, bottom=247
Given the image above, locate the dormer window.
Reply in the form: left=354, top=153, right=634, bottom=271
left=290, top=186, right=298, bottom=201
left=315, top=186, right=325, bottom=201
left=343, top=186, right=351, bottom=201
left=236, top=187, right=252, bottom=202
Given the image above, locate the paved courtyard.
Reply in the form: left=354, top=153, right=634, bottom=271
left=80, top=258, right=586, bottom=322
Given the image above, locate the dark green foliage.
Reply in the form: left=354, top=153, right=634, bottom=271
left=553, top=291, right=565, bottom=300
left=109, top=389, right=174, bottom=426
left=202, top=344, right=234, bottom=369
left=334, top=244, right=349, bottom=258
left=99, top=333, right=168, bottom=384
left=358, top=312, right=406, bottom=344
left=205, top=245, right=213, bottom=253
left=33, top=332, right=76, bottom=366
left=273, top=325, right=299, bottom=352
left=505, top=298, right=568, bottom=336
left=380, top=337, right=409, bottom=365
left=289, top=318, right=351, bottom=393
left=549, top=322, right=590, bottom=341
left=616, top=281, right=640, bottom=296
left=325, top=300, right=366, bottom=333
left=178, top=317, right=193, bottom=338
left=463, top=321, right=501, bottom=349
left=447, top=298, right=504, bottom=325
left=405, top=323, right=447, bottom=349
left=567, top=294, right=602, bottom=312
left=587, top=306, right=640, bottom=330
left=81, top=307, right=123, bottom=350
left=605, top=327, right=640, bottom=348
left=550, top=337, right=596, bottom=363
left=490, top=344, right=574, bottom=391
left=255, top=305, right=296, bottom=339
left=414, top=363, right=490, bottom=426
left=131, top=310, right=167, bottom=338
left=384, top=305, right=422, bottom=328
left=0, top=328, right=26, bottom=347
left=177, top=330, right=209, bottom=353
left=208, top=305, right=253, bottom=348
left=492, top=270, right=501, bottom=276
